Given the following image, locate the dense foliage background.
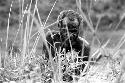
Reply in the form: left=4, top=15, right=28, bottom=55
left=0, top=0, right=125, bottom=31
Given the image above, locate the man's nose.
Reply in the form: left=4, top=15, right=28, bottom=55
left=69, top=17, right=74, bottom=21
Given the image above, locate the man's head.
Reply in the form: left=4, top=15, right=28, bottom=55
left=57, top=10, right=83, bottom=41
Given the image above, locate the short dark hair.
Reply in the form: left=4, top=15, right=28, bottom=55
left=57, top=10, right=83, bottom=29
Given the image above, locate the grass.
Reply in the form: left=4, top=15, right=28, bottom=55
left=0, top=0, right=125, bottom=83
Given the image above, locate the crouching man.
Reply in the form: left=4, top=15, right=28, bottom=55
left=43, top=10, right=90, bottom=82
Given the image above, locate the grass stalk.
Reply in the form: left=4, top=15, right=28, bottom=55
left=76, top=0, right=94, bottom=33
left=5, top=1, right=14, bottom=68
left=43, top=0, right=58, bottom=27
left=6, top=1, right=14, bottom=50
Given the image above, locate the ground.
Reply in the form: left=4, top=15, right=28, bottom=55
left=0, top=29, right=125, bottom=83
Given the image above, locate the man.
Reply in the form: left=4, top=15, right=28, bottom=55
left=43, top=10, right=90, bottom=82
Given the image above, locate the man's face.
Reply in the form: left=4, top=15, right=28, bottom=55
left=60, top=16, right=79, bottom=41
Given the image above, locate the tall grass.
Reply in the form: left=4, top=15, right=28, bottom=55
left=76, top=1, right=124, bottom=83
left=4, top=0, right=14, bottom=70
left=5, top=0, right=104, bottom=83
left=1, top=0, right=125, bottom=83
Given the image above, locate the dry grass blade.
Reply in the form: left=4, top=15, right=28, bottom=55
left=21, top=0, right=36, bottom=66
left=27, top=0, right=38, bottom=57
left=0, top=39, right=2, bottom=68
left=92, top=11, right=102, bottom=47
left=115, top=12, right=125, bottom=30
left=114, top=18, right=123, bottom=30
left=14, top=6, right=29, bottom=45
left=29, top=17, right=41, bottom=55
left=30, top=0, right=58, bottom=76
left=95, top=16, right=102, bottom=33
left=91, top=39, right=110, bottom=58
left=30, top=32, right=40, bottom=57
left=6, top=1, right=14, bottom=50
left=30, top=19, right=62, bottom=40
left=4, top=0, right=14, bottom=68
left=30, top=31, right=39, bottom=40
left=29, top=0, right=37, bottom=40
left=21, top=21, right=28, bottom=65
left=101, top=39, right=111, bottom=48
left=25, top=0, right=33, bottom=49
left=76, top=0, right=101, bottom=49
left=115, top=37, right=125, bottom=83
left=80, top=39, right=111, bottom=78
left=30, top=11, right=49, bottom=58
left=113, top=33, right=125, bottom=55
left=43, top=0, right=58, bottom=26
left=20, top=0, right=25, bottom=47
left=29, top=0, right=40, bottom=54
left=76, top=0, right=94, bottom=33
left=79, top=37, right=89, bottom=45
left=18, top=0, right=24, bottom=47
left=44, top=19, right=62, bottom=29
left=31, top=0, right=57, bottom=51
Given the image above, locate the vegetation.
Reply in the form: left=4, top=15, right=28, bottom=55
left=0, top=0, right=125, bottom=83
left=0, top=0, right=125, bottom=30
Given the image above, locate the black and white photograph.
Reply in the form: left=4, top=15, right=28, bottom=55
left=0, top=0, right=125, bottom=83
